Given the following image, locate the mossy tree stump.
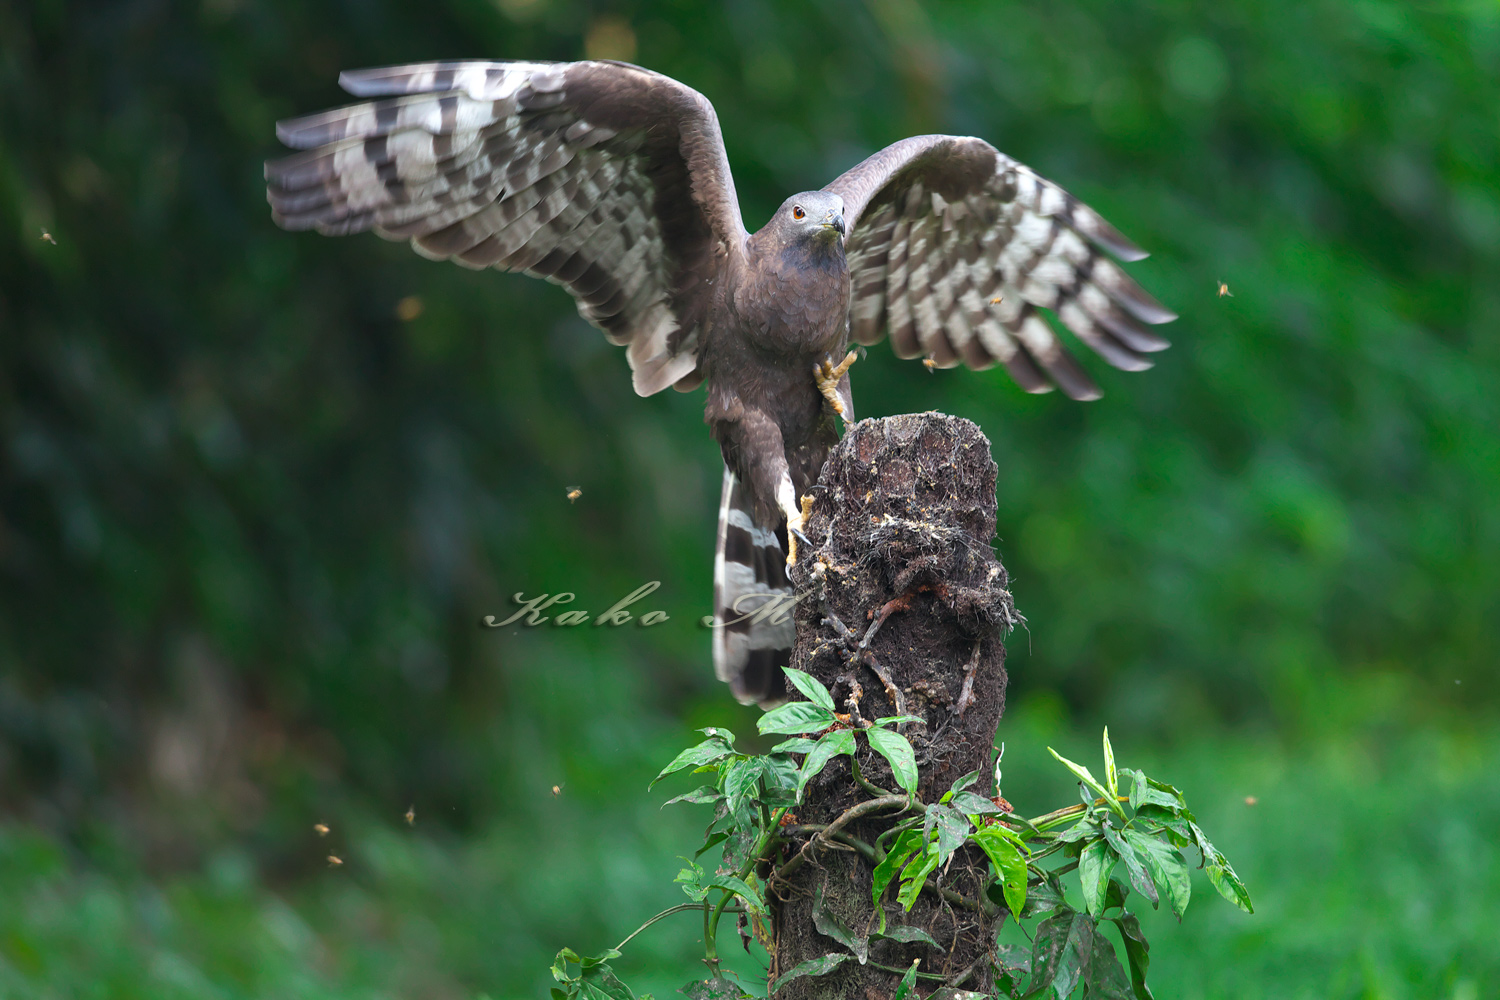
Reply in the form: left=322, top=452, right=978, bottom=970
left=772, top=413, right=1018, bottom=998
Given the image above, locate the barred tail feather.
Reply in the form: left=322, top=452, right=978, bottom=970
left=711, top=467, right=793, bottom=707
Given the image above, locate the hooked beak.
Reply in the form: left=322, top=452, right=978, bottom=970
left=822, top=210, right=846, bottom=237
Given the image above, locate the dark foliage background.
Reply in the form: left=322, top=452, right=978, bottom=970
left=1, top=0, right=1497, bottom=997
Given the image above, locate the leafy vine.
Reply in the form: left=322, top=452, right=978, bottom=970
left=550, top=669, right=1251, bottom=1000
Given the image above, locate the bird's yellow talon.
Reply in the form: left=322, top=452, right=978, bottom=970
left=815, top=350, right=858, bottom=415
left=785, top=494, right=815, bottom=565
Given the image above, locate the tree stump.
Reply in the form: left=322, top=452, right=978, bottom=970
left=774, top=412, right=1018, bottom=997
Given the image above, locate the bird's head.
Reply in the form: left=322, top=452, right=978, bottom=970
left=773, top=191, right=846, bottom=250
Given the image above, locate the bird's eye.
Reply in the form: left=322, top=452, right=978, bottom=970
left=792, top=206, right=805, bottom=220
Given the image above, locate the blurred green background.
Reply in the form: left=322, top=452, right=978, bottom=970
left=2, top=0, right=1497, bottom=996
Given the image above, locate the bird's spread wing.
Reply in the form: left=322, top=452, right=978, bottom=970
left=266, top=60, right=748, bottom=396
left=825, top=135, right=1175, bottom=400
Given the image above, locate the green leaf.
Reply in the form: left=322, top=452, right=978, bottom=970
left=867, top=726, right=919, bottom=795
left=723, top=757, right=766, bottom=816
left=1102, top=727, right=1119, bottom=800
left=1024, top=908, right=1094, bottom=1000
left=811, top=882, right=869, bottom=964
left=993, top=941, right=1029, bottom=999
left=970, top=824, right=1027, bottom=918
left=782, top=667, right=837, bottom=712
left=1190, top=821, right=1254, bottom=913
left=677, top=976, right=750, bottom=1000
left=705, top=797, right=730, bottom=832
left=1128, top=769, right=1147, bottom=812
left=693, top=831, right=728, bottom=860
left=797, top=729, right=857, bottom=801
left=1128, top=770, right=1186, bottom=813
left=662, top=786, right=721, bottom=807
left=951, top=791, right=1005, bottom=816
left=1111, top=913, right=1154, bottom=1000
left=1079, top=839, right=1116, bottom=917
left=767, top=953, right=849, bottom=993
left=1019, top=875, right=1066, bottom=920
left=896, top=839, right=941, bottom=912
left=893, top=960, right=920, bottom=1000
left=945, top=768, right=984, bottom=800
left=1080, top=923, right=1134, bottom=999
left=554, top=950, right=632, bottom=1000
left=757, top=700, right=837, bottom=736
left=705, top=873, right=765, bottom=913
left=1103, top=826, right=1158, bottom=908
left=874, top=715, right=925, bottom=727
left=579, top=950, right=622, bottom=970
left=1048, top=747, right=1125, bottom=818
left=993, top=969, right=1023, bottom=1000
left=1121, top=829, right=1191, bottom=919
left=1145, top=776, right=1187, bottom=806
left=696, top=727, right=738, bottom=747
left=651, top=738, right=734, bottom=788
left=995, top=941, right=1031, bottom=976
left=721, top=831, right=757, bottom=871
left=771, top=737, right=819, bottom=754
left=552, top=947, right=583, bottom=983
left=873, top=924, right=941, bottom=949
left=1132, top=805, right=1192, bottom=847
left=872, top=830, right=924, bottom=908
left=579, top=964, right=638, bottom=1000
left=1104, top=876, right=1131, bottom=913
left=1057, top=815, right=1101, bottom=844
left=924, top=803, right=973, bottom=864
left=675, top=857, right=708, bottom=902
left=760, top=754, right=801, bottom=803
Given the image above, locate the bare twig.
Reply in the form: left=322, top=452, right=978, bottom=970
left=951, top=639, right=983, bottom=717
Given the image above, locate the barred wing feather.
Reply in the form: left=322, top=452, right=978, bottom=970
left=265, top=60, right=749, bottom=397
left=826, top=135, right=1175, bottom=400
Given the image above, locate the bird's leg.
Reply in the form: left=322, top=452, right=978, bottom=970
left=814, top=350, right=859, bottom=417
left=778, top=475, right=815, bottom=565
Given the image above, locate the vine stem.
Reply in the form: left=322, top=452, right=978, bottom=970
left=874, top=815, right=924, bottom=860
left=771, top=794, right=909, bottom=886
left=865, top=958, right=947, bottom=981
left=779, top=825, right=875, bottom=856
left=779, top=823, right=982, bottom=912
left=704, top=805, right=788, bottom=978
left=1026, top=796, right=1130, bottom=833
left=613, top=903, right=742, bottom=953
left=850, top=754, right=897, bottom=798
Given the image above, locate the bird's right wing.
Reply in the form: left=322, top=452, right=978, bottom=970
left=266, top=60, right=749, bottom=396
left=825, top=135, right=1175, bottom=400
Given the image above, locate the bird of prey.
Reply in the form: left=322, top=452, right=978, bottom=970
left=265, top=59, right=1175, bottom=706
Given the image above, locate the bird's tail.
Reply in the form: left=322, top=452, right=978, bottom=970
left=711, top=466, right=794, bottom=707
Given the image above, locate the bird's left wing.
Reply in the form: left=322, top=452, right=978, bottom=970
left=266, top=60, right=748, bottom=396
left=825, top=135, right=1175, bottom=400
